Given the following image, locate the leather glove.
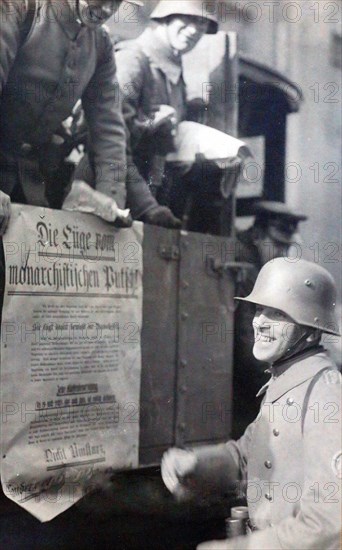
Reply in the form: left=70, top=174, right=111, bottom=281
left=0, top=190, right=11, bottom=236
left=142, top=206, right=181, bottom=229
left=149, top=105, right=177, bottom=134
left=112, top=213, right=133, bottom=228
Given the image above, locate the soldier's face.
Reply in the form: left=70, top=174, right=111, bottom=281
left=252, top=306, right=301, bottom=363
left=165, top=16, right=208, bottom=54
left=77, top=0, right=122, bottom=27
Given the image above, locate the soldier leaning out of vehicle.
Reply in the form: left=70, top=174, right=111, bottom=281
left=74, top=100, right=183, bottom=230
left=233, top=201, right=308, bottom=437
left=0, top=0, right=147, bottom=238
left=112, top=0, right=249, bottom=234
left=162, top=258, right=341, bottom=550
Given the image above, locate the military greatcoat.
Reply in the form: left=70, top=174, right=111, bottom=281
left=0, top=0, right=127, bottom=208
left=115, top=26, right=187, bottom=183
left=193, top=347, right=341, bottom=549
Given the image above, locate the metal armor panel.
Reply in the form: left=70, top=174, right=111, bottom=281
left=139, top=226, right=235, bottom=464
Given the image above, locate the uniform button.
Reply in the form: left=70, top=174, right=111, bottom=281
left=273, top=429, right=280, bottom=436
left=286, top=397, right=294, bottom=405
left=264, top=460, right=272, bottom=469
left=265, top=493, right=273, bottom=501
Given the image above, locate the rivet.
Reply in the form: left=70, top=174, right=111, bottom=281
left=180, top=359, right=187, bottom=368
left=305, top=279, right=311, bottom=286
left=314, top=317, right=319, bottom=322
left=286, top=397, right=294, bottom=406
left=178, top=423, right=186, bottom=431
left=273, top=429, right=280, bottom=437
left=264, top=460, right=272, bottom=469
left=181, top=312, right=189, bottom=321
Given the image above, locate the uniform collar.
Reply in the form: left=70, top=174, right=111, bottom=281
left=138, top=27, right=183, bottom=85
left=256, top=347, right=331, bottom=402
left=54, top=0, right=84, bottom=40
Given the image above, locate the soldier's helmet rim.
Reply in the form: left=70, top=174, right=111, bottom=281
left=235, top=258, right=341, bottom=336
left=150, top=1, right=219, bottom=34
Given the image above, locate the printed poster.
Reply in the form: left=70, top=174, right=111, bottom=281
left=0, top=205, right=143, bottom=521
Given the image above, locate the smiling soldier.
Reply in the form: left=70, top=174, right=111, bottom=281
left=114, top=0, right=247, bottom=233
left=162, top=258, right=341, bottom=549
left=233, top=202, right=308, bottom=436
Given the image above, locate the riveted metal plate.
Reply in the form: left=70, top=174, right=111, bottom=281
left=139, top=225, right=180, bottom=464
left=139, top=226, right=235, bottom=462
left=175, top=231, right=235, bottom=446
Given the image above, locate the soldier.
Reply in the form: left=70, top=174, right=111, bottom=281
left=0, top=0, right=143, bottom=234
left=115, top=0, right=247, bottom=234
left=233, top=201, right=308, bottom=436
left=162, top=258, right=341, bottom=549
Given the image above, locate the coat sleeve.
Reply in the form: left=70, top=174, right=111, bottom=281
left=82, top=28, right=127, bottom=210
left=0, top=0, right=23, bottom=96
left=114, top=47, right=159, bottom=217
left=115, top=47, right=153, bottom=149
left=190, top=422, right=256, bottom=498
left=225, top=371, right=342, bottom=550
left=123, top=100, right=159, bottom=218
left=126, top=150, right=159, bottom=218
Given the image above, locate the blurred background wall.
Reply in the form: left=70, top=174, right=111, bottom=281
left=219, top=0, right=341, bottom=304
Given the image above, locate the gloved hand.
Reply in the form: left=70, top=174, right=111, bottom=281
left=0, top=190, right=11, bottom=236
left=161, top=447, right=198, bottom=500
left=149, top=105, right=177, bottom=135
left=113, top=213, right=133, bottom=228
left=142, top=206, right=181, bottom=229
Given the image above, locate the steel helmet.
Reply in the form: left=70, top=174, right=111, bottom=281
left=76, top=0, right=143, bottom=27
left=150, top=1, right=218, bottom=34
left=235, top=258, right=341, bottom=336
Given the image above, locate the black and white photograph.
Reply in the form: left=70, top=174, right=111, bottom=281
left=0, top=1, right=341, bottom=548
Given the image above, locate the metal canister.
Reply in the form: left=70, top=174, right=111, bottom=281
left=225, top=506, right=249, bottom=538
left=225, top=518, right=246, bottom=538
left=231, top=506, right=249, bottom=521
